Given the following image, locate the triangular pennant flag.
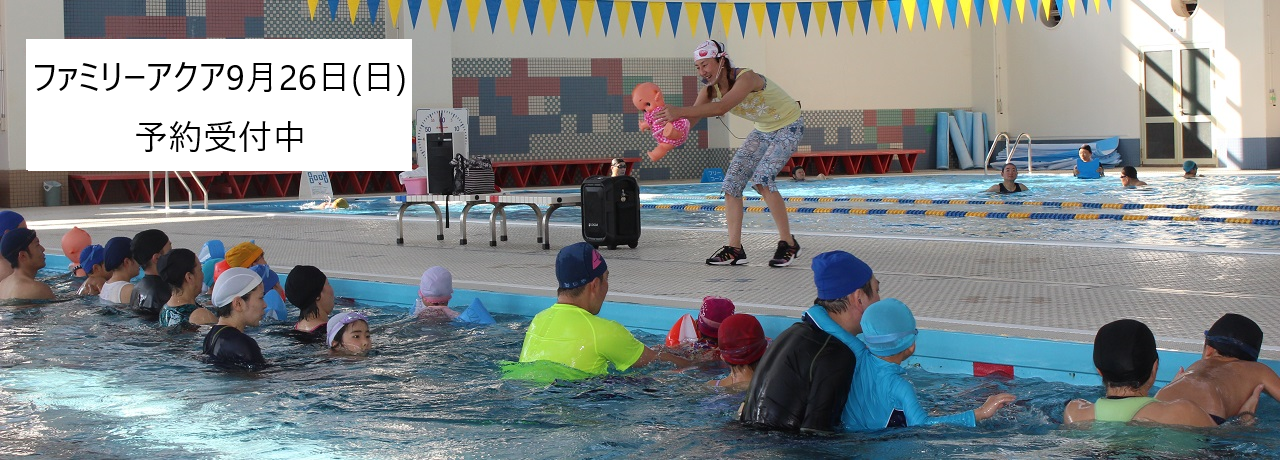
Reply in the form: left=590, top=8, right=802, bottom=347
left=782, top=2, right=796, bottom=36
left=945, top=0, right=957, bottom=27
left=751, top=3, right=766, bottom=36
left=633, top=0, right=648, bottom=36
left=541, top=0, right=556, bottom=34
left=927, top=0, right=942, bottom=28
left=580, top=0, right=595, bottom=35
left=599, top=0, right=614, bottom=34
left=973, top=0, right=983, bottom=26
left=686, top=2, right=702, bottom=36
left=561, top=0, right=577, bottom=34
left=665, top=1, right=682, bottom=37
left=390, top=0, right=403, bottom=26
left=486, top=0, right=502, bottom=31
left=919, top=0, right=930, bottom=29
left=814, top=1, right=828, bottom=35
left=719, top=2, right=734, bottom=36
left=903, top=0, right=916, bottom=30
left=1107, top=0, right=1111, bottom=10
left=1081, top=0, right=1088, bottom=14
left=960, top=0, right=971, bottom=27
left=370, top=0, right=382, bottom=23
left=466, top=0, right=482, bottom=30
left=347, top=0, right=360, bottom=23
left=447, top=0, right=463, bottom=29
left=859, top=0, right=872, bottom=33
left=307, top=0, right=320, bottom=19
left=408, top=0, right=423, bottom=27
left=701, top=2, right=716, bottom=36
left=650, top=1, right=665, bottom=36
left=328, top=0, right=340, bottom=19
left=1001, top=0, right=1011, bottom=22
left=1014, top=0, right=1024, bottom=22
left=1094, top=0, right=1100, bottom=13
left=885, top=0, right=898, bottom=32
left=523, top=0, right=538, bottom=33
left=1062, top=0, right=1073, bottom=18
left=1031, top=0, right=1041, bottom=20
left=735, top=2, right=750, bottom=37
left=505, top=0, right=521, bottom=32
left=428, top=0, right=445, bottom=27
left=619, top=0, right=632, bottom=35
left=798, top=2, right=812, bottom=35
left=765, top=3, right=780, bottom=37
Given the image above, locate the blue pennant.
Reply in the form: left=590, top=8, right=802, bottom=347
left=945, top=0, right=957, bottom=28
left=766, top=2, right=780, bottom=36
left=735, top=2, right=750, bottom=37
left=859, top=0, right=872, bottom=34
left=667, top=2, right=682, bottom=37
left=797, top=2, right=811, bottom=35
left=447, top=0, right=463, bottom=30
left=370, top=0, right=381, bottom=23
left=701, top=2, right=717, bottom=36
left=889, top=0, right=901, bottom=31
left=328, top=0, right=340, bottom=19
left=1001, top=0, right=1012, bottom=22
left=919, top=0, right=930, bottom=29
left=829, top=0, right=842, bottom=35
left=486, top=0, right=502, bottom=31
left=524, top=0, right=539, bottom=33
left=974, top=0, right=984, bottom=26
left=599, top=0, right=614, bottom=35
left=408, top=0, right=423, bottom=27
left=562, top=0, right=577, bottom=34
left=633, top=1, right=648, bottom=36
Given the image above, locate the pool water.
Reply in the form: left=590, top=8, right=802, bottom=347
left=3, top=273, right=1280, bottom=458
left=207, top=174, right=1280, bottom=250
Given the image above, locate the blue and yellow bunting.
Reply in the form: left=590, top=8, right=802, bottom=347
left=333, top=0, right=1107, bottom=35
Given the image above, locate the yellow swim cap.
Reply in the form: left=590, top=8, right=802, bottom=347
left=333, top=198, right=349, bottom=208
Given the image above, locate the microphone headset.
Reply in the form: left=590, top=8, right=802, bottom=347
left=698, top=40, right=725, bottom=86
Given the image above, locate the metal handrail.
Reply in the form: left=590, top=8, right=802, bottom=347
left=148, top=171, right=209, bottom=210
left=983, top=132, right=1034, bottom=175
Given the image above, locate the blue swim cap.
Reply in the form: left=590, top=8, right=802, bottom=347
left=199, top=240, right=225, bottom=263
left=1183, top=160, right=1198, bottom=173
left=0, top=210, right=24, bottom=235
left=858, top=299, right=918, bottom=357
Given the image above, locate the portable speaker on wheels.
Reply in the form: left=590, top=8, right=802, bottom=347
left=580, top=175, right=641, bottom=249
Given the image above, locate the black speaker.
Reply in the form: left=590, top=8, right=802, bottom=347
left=425, top=133, right=454, bottom=195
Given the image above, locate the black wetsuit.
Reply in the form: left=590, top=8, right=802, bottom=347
left=130, top=274, right=171, bottom=320
left=739, top=315, right=856, bottom=433
left=284, top=323, right=327, bottom=344
left=997, top=182, right=1026, bottom=194
left=203, top=325, right=267, bottom=370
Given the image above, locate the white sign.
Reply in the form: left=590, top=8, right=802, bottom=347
left=298, top=171, right=335, bottom=200
left=26, top=39, right=412, bottom=172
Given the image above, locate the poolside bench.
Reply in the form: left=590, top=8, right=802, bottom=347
left=493, top=158, right=639, bottom=187
left=221, top=171, right=299, bottom=199
left=394, top=193, right=581, bottom=249
left=782, top=149, right=924, bottom=176
left=68, top=172, right=222, bottom=205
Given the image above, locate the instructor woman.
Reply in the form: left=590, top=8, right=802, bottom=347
left=655, top=39, right=804, bottom=268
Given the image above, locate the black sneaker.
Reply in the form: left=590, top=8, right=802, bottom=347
left=768, top=238, right=801, bottom=267
left=706, top=245, right=748, bottom=265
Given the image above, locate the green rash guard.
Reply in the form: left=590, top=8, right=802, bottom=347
left=1093, top=396, right=1156, bottom=422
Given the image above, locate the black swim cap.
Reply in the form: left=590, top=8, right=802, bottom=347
left=131, top=229, right=170, bottom=267
left=1205, top=313, right=1263, bottom=362
left=1093, top=319, right=1158, bottom=389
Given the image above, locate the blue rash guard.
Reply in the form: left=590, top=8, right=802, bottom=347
left=807, top=307, right=976, bottom=431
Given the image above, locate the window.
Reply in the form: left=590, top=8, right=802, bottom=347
left=1040, top=1, right=1062, bottom=28
left=1172, top=0, right=1198, bottom=18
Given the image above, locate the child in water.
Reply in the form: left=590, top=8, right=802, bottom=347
left=328, top=312, right=372, bottom=355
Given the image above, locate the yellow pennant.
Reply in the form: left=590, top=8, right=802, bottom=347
left=931, top=0, right=945, bottom=27
left=1093, top=0, right=1100, bottom=13
left=1041, top=0, right=1050, bottom=19
left=651, top=1, right=666, bottom=36
left=813, top=1, right=828, bottom=35
left=960, top=0, right=972, bottom=27
left=751, top=2, right=766, bottom=36
left=347, top=0, right=360, bottom=23
left=541, top=0, right=556, bottom=34
left=1067, top=0, right=1076, bottom=17
left=844, top=1, right=857, bottom=36
left=719, top=2, right=734, bottom=36
left=904, top=0, right=916, bottom=30
left=505, top=0, right=521, bottom=32
left=428, top=0, right=445, bottom=28
left=1015, top=0, right=1025, bottom=22
left=580, top=0, right=595, bottom=36
left=873, top=0, right=886, bottom=33
left=466, top=0, right=482, bottom=30
left=988, top=0, right=999, bottom=23
left=685, top=2, right=700, bottom=36
left=389, top=0, right=403, bottom=26
left=618, top=0, right=631, bottom=35
left=782, top=2, right=796, bottom=36
left=307, top=0, right=320, bottom=19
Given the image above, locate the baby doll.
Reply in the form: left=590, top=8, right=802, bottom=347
left=632, top=82, right=689, bottom=161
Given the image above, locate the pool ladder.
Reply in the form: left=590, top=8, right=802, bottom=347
left=147, top=171, right=209, bottom=210
left=984, top=133, right=1033, bottom=175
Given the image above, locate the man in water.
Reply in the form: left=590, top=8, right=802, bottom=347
left=1156, top=314, right=1276, bottom=424
left=0, top=228, right=55, bottom=301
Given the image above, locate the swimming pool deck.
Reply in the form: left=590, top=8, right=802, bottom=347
left=16, top=170, right=1280, bottom=360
